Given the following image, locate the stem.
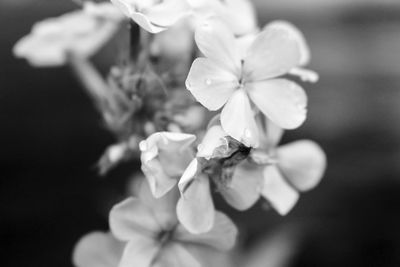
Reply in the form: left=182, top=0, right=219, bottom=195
left=129, top=20, right=153, bottom=68
left=68, top=55, right=114, bottom=112
left=129, top=21, right=140, bottom=62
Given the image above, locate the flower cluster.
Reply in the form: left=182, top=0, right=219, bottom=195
left=14, top=0, right=326, bottom=266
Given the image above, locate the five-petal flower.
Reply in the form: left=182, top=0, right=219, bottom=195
left=186, top=18, right=310, bottom=147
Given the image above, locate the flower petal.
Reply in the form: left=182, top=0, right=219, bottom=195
left=243, top=26, right=302, bottom=81
left=141, top=159, right=179, bottom=198
left=119, top=237, right=160, bottom=267
left=177, top=174, right=215, bottom=234
left=261, top=165, right=299, bottom=215
left=196, top=125, right=228, bottom=159
left=217, top=0, right=258, bottom=36
left=257, top=117, right=284, bottom=151
left=137, top=179, right=181, bottom=230
left=288, top=67, right=319, bottom=83
left=221, top=89, right=259, bottom=147
left=178, top=158, right=200, bottom=193
left=186, top=58, right=239, bottom=111
left=145, top=0, right=191, bottom=28
left=140, top=132, right=196, bottom=197
left=110, top=0, right=168, bottom=32
left=247, top=79, right=307, bottom=130
left=220, top=161, right=263, bottom=210
left=277, top=140, right=326, bottom=192
left=264, top=20, right=310, bottom=66
left=109, top=198, right=160, bottom=241
left=174, top=211, right=238, bottom=251
left=153, top=243, right=201, bottom=267
left=194, top=17, right=241, bottom=75
left=73, top=232, right=124, bottom=267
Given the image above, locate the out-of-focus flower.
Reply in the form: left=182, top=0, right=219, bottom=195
left=139, top=131, right=196, bottom=198
left=98, top=136, right=139, bottom=175
left=149, top=18, right=195, bottom=74
left=110, top=0, right=191, bottom=33
left=231, top=119, right=326, bottom=215
left=188, top=0, right=258, bottom=35
left=73, top=231, right=125, bottom=267
left=13, top=2, right=124, bottom=67
left=109, top=180, right=237, bottom=267
left=186, top=18, right=309, bottom=147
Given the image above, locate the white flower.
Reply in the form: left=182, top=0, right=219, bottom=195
left=109, top=180, right=237, bottom=267
left=110, top=0, right=191, bottom=33
left=186, top=18, right=310, bottom=147
left=13, top=2, right=124, bottom=67
left=139, top=131, right=196, bottom=198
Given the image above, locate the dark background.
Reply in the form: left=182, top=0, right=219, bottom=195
left=1, top=0, right=400, bottom=266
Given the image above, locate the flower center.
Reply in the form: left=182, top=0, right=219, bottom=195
left=157, top=229, right=173, bottom=245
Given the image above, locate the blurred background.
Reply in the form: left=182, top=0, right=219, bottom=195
left=1, top=0, right=400, bottom=266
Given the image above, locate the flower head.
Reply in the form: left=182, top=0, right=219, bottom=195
left=111, top=0, right=191, bottom=33
left=13, top=2, right=123, bottom=66
left=109, top=180, right=237, bottom=267
left=186, top=18, right=313, bottom=147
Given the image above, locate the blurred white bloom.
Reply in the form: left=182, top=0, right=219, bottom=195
left=189, top=0, right=258, bottom=35
left=13, top=2, right=124, bottom=67
left=232, top=119, right=327, bottom=215
left=73, top=231, right=125, bottom=267
left=186, top=18, right=309, bottom=147
left=98, top=136, right=139, bottom=175
left=109, top=181, right=237, bottom=267
left=110, top=0, right=191, bottom=33
left=139, top=132, right=196, bottom=198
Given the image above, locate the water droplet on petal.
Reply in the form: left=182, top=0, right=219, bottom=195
left=197, top=144, right=204, bottom=152
left=205, top=78, right=212, bottom=86
left=244, top=128, right=252, bottom=139
left=242, top=128, right=254, bottom=146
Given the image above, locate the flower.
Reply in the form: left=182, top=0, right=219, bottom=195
left=229, top=119, right=327, bottom=215
left=139, top=131, right=196, bottom=198
left=109, top=180, right=237, bottom=267
left=73, top=231, right=125, bottom=267
left=110, top=0, right=191, bottom=33
left=13, top=2, right=124, bottom=66
left=186, top=18, right=311, bottom=147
